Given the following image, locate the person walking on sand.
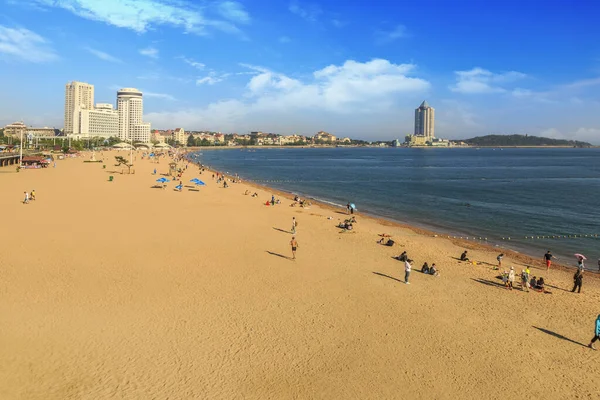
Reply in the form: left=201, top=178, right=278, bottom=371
left=543, top=250, right=555, bottom=272
left=23, top=191, right=29, bottom=204
left=30, top=189, right=36, bottom=201
left=572, top=269, right=583, bottom=293
left=588, top=314, right=600, bottom=350
left=404, top=259, right=412, bottom=284
left=290, top=236, right=298, bottom=260
left=291, top=217, right=297, bottom=234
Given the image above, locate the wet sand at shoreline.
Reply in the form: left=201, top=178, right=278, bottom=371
left=1, top=152, right=599, bottom=399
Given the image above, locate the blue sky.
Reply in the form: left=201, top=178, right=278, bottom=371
left=0, top=0, right=599, bottom=142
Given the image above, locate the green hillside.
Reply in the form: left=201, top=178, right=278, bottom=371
left=459, top=134, right=591, bottom=147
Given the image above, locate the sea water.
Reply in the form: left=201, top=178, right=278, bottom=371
left=190, top=147, right=600, bottom=270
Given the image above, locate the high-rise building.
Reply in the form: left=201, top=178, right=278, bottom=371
left=79, top=103, right=119, bottom=138
left=117, top=88, right=151, bottom=143
left=414, top=100, right=435, bottom=139
left=64, top=81, right=94, bottom=135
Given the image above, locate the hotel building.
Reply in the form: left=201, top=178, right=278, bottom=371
left=79, top=103, right=119, bottom=138
left=117, top=88, right=151, bottom=143
left=64, top=81, right=94, bottom=135
left=414, top=100, right=435, bottom=139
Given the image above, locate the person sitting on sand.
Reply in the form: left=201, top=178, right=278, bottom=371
left=422, top=262, right=430, bottom=274
left=535, top=277, right=545, bottom=291
left=460, top=251, right=470, bottom=262
left=397, top=251, right=408, bottom=262
left=244, top=190, right=250, bottom=195
left=430, top=263, right=439, bottom=276
left=385, top=239, right=395, bottom=246
left=530, top=276, right=537, bottom=289
left=251, top=192, right=258, bottom=197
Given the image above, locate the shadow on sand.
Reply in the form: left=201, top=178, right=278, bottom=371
left=372, top=272, right=404, bottom=284
left=266, top=251, right=291, bottom=260
left=273, top=227, right=291, bottom=234
left=471, top=278, right=505, bottom=289
left=533, top=326, right=587, bottom=347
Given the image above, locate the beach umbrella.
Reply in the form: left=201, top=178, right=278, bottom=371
left=190, top=178, right=201, bottom=182
left=350, top=203, right=356, bottom=210
left=175, top=184, right=183, bottom=190
left=574, top=253, right=587, bottom=260
left=194, top=181, right=206, bottom=186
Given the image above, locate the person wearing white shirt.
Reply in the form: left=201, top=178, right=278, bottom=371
left=404, top=259, right=412, bottom=284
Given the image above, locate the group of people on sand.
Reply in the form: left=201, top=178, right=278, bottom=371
left=392, top=251, right=439, bottom=283
left=290, top=195, right=311, bottom=208
left=338, top=216, right=356, bottom=231
left=22, top=189, right=36, bottom=204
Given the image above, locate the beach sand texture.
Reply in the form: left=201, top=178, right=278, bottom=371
left=1, top=153, right=599, bottom=400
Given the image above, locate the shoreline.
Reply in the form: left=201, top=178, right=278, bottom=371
left=185, top=150, right=598, bottom=276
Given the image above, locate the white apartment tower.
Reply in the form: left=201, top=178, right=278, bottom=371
left=64, top=81, right=94, bottom=135
left=117, top=88, right=151, bottom=143
left=414, top=100, right=435, bottom=139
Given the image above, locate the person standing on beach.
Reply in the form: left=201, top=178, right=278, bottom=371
left=543, top=251, right=555, bottom=272
left=23, top=191, right=29, bottom=204
left=271, top=195, right=275, bottom=206
left=572, top=269, right=583, bottom=293
left=291, top=217, right=297, bottom=234
left=290, top=236, right=298, bottom=260
left=346, top=203, right=351, bottom=214
left=404, top=259, right=412, bottom=284
left=508, top=267, right=515, bottom=290
left=588, top=314, right=600, bottom=350
left=496, top=254, right=504, bottom=270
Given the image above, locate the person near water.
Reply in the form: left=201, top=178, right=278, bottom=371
left=460, top=251, right=469, bottom=262
left=588, top=314, right=600, bottom=350
left=543, top=251, right=555, bottom=271
left=271, top=195, right=275, bottom=206
left=572, top=269, right=583, bottom=293
left=290, top=236, right=298, bottom=260
left=496, top=253, right=504, bottom=270
left=577, top=256, right=585, bottom=271
left=404, top=259, right=412, bottom=284
left=291, top=217, right=297, bottom=234
left=346, top=203, right=351, bottom=214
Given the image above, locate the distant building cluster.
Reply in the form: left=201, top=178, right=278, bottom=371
left=149, top=129, right=352, bottom=147
left=63, top=81, right=151, bottom=142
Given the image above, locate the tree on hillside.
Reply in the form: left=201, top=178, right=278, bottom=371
left=187, top=134, right=195, bottom=147
left=114, top=156, right=133, bottom=174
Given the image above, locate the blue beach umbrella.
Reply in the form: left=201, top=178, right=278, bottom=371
left=156, top=177, right=170, bottom=183
left=190, top=178, right=201, bottom=182
left=175, top=184, right=183, bottom=190
left=195, top=181, right=206, bottom=186
left=350, top=203, right=356, bottom=210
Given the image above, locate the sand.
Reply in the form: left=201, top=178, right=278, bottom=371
left=1, top=151, right=599, bottom=400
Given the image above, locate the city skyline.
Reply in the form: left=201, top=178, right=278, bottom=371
left=0, top=1, right=599, bottom=143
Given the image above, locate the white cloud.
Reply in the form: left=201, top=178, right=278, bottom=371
left=216, top=1, right=250, bottom=24
left=145, top=58, right=430, bottom=131
left=139, top=47, right=159, bottom=59
left=180, top=56, right=205, bottom=69
left=539, top=127, right=600, bottom=143
left=84, top=46, right=122, bottom=63
left=288, top=1, right=322, bottom=22
left=278, top=36, right=291, bottom=44
left=374, top=25, right=408, bottom=45
left=562, top=77, right=600, bottom=90
left=196, top=76, right=223, bottom=85
left=31, top=0, right=247, bottom=36
left=0, top=25, right=58, bottom=62
left=143, top=91, right=176, bottom=101
left=450, top=67, right=526, bottom=94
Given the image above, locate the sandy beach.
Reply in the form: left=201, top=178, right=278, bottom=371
left=1, top=152, right=599, bottom=399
